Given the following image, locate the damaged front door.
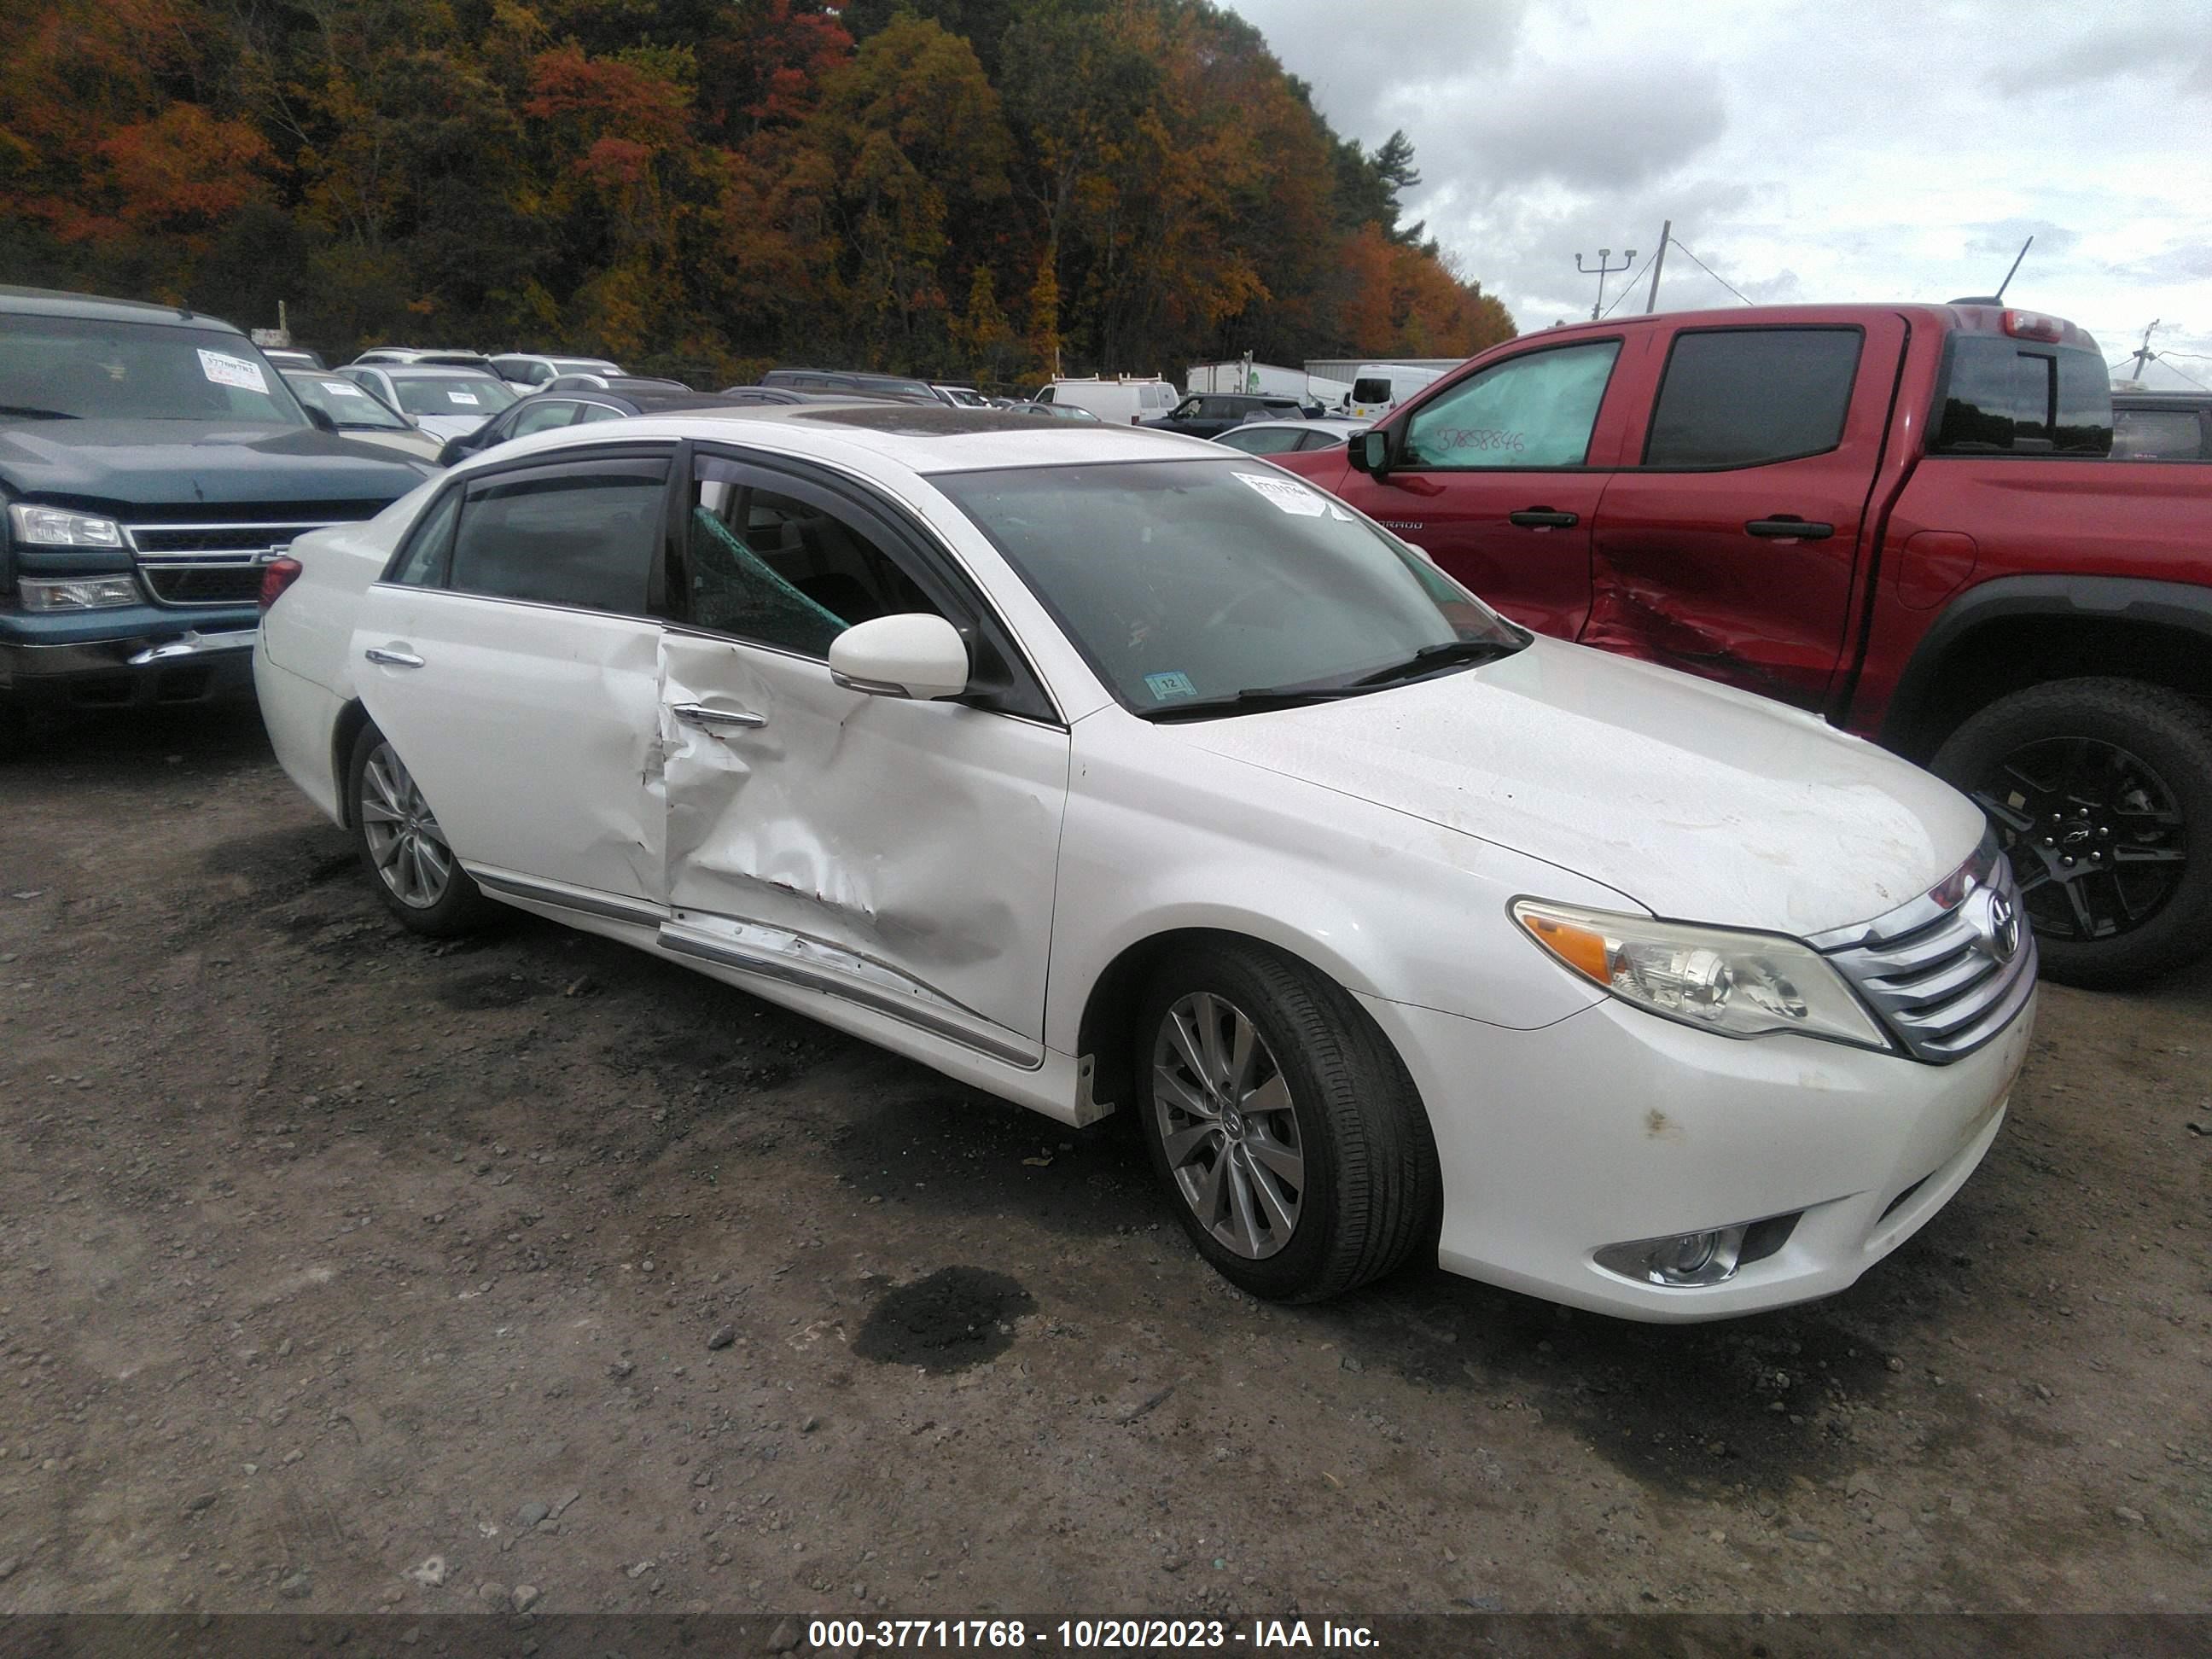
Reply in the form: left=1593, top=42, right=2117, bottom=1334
left=656, top=451, right=1069, bottom=1066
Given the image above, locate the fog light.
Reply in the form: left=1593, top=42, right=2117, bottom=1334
left=1597, top=1225, right=1749, bottom=1288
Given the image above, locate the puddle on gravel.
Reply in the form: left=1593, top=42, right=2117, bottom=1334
left=852, top=1266, right=1036, bottom=1372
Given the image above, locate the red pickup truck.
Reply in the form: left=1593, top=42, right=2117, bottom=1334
left=1273, top=303, right=2212, bottom=987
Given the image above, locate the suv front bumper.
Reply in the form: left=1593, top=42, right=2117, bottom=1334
left=0, top=620, right=260, bottom=710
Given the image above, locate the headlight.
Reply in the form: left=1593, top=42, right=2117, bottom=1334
left=18, top=575, right=143, bottom=611
left=7, top=504, right=125, bottom=548
left=1511, top=899, right=1892, bottom=1053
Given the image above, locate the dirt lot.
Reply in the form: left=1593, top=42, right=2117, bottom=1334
left=1, top=705, right=2208, bottom=1621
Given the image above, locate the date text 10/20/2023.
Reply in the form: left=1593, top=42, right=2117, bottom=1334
left=806, top=1619, right=1382, bottom=1650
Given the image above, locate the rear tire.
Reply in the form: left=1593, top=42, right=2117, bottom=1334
left=1133, top=940, right=1439, bottom=1302
left=1931, top=678, right=2212, bottom=988
left=346, top=721, right=495, bottom=937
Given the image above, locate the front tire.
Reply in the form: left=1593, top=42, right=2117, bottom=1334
left=1932, top=678, right=2212, bottom=988
left=346, top=721, right=495, bottom=937
left=1134, top=941, right=1439, bottom=1301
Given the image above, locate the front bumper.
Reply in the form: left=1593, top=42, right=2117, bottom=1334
left=1361, top=986, right=2034, bottom=1322
left=0, top=618, right=260, bottom=709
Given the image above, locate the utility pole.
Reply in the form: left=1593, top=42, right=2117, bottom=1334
left=1575, top=247, right=1636, bottom=321
left=2130, top=321, right=2160, bottom=382
left=1644, top=221, right=1671, bottom=313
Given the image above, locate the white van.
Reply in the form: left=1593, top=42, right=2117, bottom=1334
left=1345, top=362, right=1448, bottom=421
left=1033, top=376, right=1179, bottom=425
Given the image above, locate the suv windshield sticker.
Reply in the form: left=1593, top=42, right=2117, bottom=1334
left=321, top=380, right=365, bottom=398
left=197, top=349, right=268, bottom=395
left=450, top=390, right=479, bottom=405
left=1144, top=671, right=1198, bottom=701
left=1233, top=470, right=1328, bottom=516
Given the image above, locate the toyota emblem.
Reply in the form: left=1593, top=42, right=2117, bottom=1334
left=1971, top=888, right=2023, bottom=963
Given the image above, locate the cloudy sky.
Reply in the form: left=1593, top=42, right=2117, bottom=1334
left=1220, top=0, right=2212, bottom=388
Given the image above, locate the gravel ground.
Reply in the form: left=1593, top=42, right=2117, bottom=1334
left=0, top=706, right=2207, bottom=1620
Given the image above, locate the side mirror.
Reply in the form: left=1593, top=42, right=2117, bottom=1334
left=302, top=404, right=340, bottom=435
left=828, top=613, right=970, bottom=701
left=1348, top=429, right=1390, bottom=474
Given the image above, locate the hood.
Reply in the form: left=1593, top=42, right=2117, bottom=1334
left=0, top=420, right=425, bottom=511
left=1177, top=637, right=1986, bottom=938
left=411, top=414, right=492, bottom=440
left=333, top=426, right=446, bottom=464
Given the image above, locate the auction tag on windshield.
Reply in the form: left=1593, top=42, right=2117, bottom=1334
left=1233, top=470, right=1327, bottom=516
left=321, top=379, right=365, bottom=398
left=1144, top=671, right=1198, bottom=701
left=449, top=390, right=480, bottom=405
left=197, top=349, right=268, bottom=395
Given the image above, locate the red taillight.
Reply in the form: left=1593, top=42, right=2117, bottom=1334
left=259, top=555, right=304, bottom=610
left=2002, top=309, right=2064, bottom=343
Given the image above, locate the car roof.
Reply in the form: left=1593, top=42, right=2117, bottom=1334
left=1522, top=301, right=2103, bottom=355
left=366, top=364, right=507, bottom=379
left=456, top=402, right=1220, bottom=478
left=1231, top=418, right=1366, bottom=434
left=0, top=284, right=245, bottom=331
left=2113, top=389, right=2209, bottom=406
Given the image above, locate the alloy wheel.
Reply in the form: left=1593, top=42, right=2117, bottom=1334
left=1150, top=992, right=1305, bottom=1260
left=1970, top=735, right=2188, bottom=942
left=359, top=742, right=455, bottom=910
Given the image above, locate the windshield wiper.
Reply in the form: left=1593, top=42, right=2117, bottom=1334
left=0, top=405, right=81, bottom=420
left=1348, top=637, right=1520, bottom=687
left=1142, top=685, right=1367, bottom=722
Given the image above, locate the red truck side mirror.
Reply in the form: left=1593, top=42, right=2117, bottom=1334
left=1348, top=428, right=1390, bottom=476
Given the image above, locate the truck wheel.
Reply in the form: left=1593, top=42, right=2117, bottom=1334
left=1134, top=941, right=1440, bottom=1301
left=1932, top=678, right=2212, bottom=988
left=346, top=722, right=495, bottom=937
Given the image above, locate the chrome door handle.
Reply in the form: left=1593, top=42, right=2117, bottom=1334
left=364, top=645, right=425, bottom=668
left=672, top=702, right=766, bottom=731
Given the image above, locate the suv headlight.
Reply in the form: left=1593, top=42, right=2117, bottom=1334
left=1511, top=899, right=1892, bottom=1053
left=7, top=504, right=125, bottom=548
left=19, top=575, right=143, bottom=610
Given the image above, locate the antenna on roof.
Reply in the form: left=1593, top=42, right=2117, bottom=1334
left=1948, top=234, right=2034, bottom=308
left=1992, top=234, right=2033, bottom=303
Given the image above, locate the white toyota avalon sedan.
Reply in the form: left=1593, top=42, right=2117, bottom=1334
left=253, top=406, right=2036, bottom=1317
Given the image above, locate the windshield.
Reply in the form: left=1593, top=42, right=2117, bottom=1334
left=388, top=374, right=517, bottom=417
left=935, top=458, right=1523, bottom=717
left=286, top=372, right=409, bottom=430
left=0, top=314, right=306, bottom=424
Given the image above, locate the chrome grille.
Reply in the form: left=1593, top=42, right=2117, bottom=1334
left=1813, top=836, right=2038, bottom=1064
left=125, top=520, right=333, bottom=608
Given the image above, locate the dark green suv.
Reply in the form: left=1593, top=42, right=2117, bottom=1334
left=1, top=286, right=428, bottom=750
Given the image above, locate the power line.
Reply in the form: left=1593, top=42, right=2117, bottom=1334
left=1665, top=237, right=1755, bottom=306
left=2155, top=358, right=2212, bottom=393
left=2158, top=350, right=2212, bottom=360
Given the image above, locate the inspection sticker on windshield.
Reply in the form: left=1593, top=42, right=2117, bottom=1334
left=1233, top=470, right=1328, bottom=517
left=449, top=390, right=480, bottom=405
left=196, top=349, right=267, bottom=395
left=1144, top=671, right=1198, bottom=701
left=320, top=380, right=365, bottom=398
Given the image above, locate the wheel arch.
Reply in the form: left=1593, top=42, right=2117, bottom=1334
left=332, top=697, right=373, bottom=827
left=1882, top=575, right=2212, bottom=759
left=1073, top=924, right=1379, bottom=1121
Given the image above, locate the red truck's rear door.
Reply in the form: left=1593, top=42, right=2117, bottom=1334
left=1581, top=317, right=1908, bottom=710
